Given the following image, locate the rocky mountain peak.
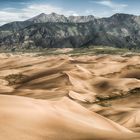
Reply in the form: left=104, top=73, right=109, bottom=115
left=27, top=12, right=68, bottom=23
left=1, top=13, right=140, bottom=50
left=27, top=13, right=96, bottom=24
left=49, top=12, right=59, bottom=16
left=38, top=13, right=47, bottom=17
left=68, top=15, right=95, bottom=23
left=110, top=13, right=134, bottom=20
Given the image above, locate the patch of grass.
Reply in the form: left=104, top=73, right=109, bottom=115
left=30, top=46, right=133, bottom=56
left=98, top=101, right=112, bottom=107
left=68, top=46, right=132, bottom=56
left=5, top=73, right=28, bottom=85
left=0, top=45, right=138, bottom=56
left=128, top=88, right=140, bottom=94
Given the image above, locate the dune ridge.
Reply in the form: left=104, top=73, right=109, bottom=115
left=0, top=54, right=140, bottom=139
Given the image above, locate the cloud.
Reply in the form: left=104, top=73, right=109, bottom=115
left=0, top=1, right=129, bottom=25
left=0, top=4, right=79, bottom=25
left=0, top=11, right=20, bottom=24
left=93, top=0, right=128, bottom=12
left=22, top=4, right=62, bottom=16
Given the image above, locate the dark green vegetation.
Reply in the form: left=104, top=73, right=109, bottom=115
left=0, top=46, right=139, bottom=56
left=36, top=46, right=140, bottom=56
left=95, top=87, right=140, bottom=107
left=5, top=73, right=28, bottom=85
left=1, top=13, right=140, bottom=50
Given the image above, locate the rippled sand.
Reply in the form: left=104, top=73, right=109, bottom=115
left=0, top=53, right=140, bottom=140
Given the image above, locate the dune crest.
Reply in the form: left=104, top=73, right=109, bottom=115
left=0, top=54, right=140, bottom=139
left=0, top=95, right=139, bottom=140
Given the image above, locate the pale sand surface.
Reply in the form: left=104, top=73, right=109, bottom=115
left=0, top=53, right=140, bottom=139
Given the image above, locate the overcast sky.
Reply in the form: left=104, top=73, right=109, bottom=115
left=0, top=0, right=140, bottom=25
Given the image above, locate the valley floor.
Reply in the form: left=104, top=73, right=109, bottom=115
left=0, top=53, right=140, bottom=140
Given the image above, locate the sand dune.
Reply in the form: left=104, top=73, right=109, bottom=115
left=0, top=95, right=140, bottom=140
left=0, top=54, right=140, bottom=139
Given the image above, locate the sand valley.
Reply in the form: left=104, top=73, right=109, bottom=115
left=0, top=53, right=140, bottom=140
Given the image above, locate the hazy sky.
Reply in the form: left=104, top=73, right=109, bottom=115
left=0, top=0, right=140, bottom=25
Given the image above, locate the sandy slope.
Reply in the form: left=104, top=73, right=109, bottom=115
left=0, top=53, right=140, bottom=139
left=0, top=95, right=140, bottom=140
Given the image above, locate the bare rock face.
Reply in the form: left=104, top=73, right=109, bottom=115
left=28, top=13, right=68, bottom=23
left=1, top=13, right=140, bottom=50
left=68, top=15, right=95, bottom=23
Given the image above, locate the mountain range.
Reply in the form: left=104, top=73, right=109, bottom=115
left=0, top=12, right=140, bottom=50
